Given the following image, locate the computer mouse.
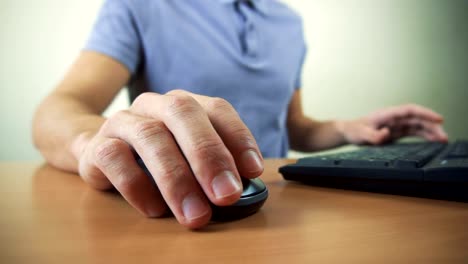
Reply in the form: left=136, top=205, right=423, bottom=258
left=210, top=176, right=268, bottom=221
left=136, top=158, right=268, bottom=221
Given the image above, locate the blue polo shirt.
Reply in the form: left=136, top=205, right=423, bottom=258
left=85, top=0, right=306, bottom=157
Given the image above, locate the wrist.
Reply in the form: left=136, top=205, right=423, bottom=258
left=333, top=119, right=351, bottom=145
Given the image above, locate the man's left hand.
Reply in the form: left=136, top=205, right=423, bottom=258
left=338, top=104, right=448, bottom=145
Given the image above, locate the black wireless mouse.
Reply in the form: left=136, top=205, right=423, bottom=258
left=210, top=176, right=268, bottom=221
left=136, top=158, right=268, bottom=221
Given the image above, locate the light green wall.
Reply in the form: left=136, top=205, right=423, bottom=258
left=285, top=0, right=468, bottom=153
left=1, top=0, right=467, bottom=160
left=0, top=0, right=129, bottom=160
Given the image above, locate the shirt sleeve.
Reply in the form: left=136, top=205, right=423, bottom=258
left=84, top=0, right=142, bottom=74
left=293, top=44, right=307, bottom=90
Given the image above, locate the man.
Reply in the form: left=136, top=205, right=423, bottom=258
left=33, top=0, right=447, bottom=229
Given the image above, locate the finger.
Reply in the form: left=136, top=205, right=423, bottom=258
left=78, top=135, right=113, bottom=190
left=411, top=129, right=440, bottom=142
left=403, top=104, right=443, bottom=122
left=92, top=137, right=167, bottom=218
left=393, top=118, right=448, bottom=142
left=405, top=122, right=449, bottom=143
left=430, top=125, right=449, bottom=142
left=168, top=90, right=263, bottom=178
left=131, top=93, right=242, bottom=206
left=101, top=110, right=212, bottom=228
left=370, top=104, right=443, bottom=125
left=389, top=123, right=422, bottom=139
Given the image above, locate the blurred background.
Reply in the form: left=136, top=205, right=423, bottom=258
left=1, top=0, right=467, bottom=160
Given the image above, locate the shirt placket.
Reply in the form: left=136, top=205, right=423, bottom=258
left=235, top=0, right=258, bottom=58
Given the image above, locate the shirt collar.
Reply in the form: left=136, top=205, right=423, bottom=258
left=218, top=0, right=269, bottom=15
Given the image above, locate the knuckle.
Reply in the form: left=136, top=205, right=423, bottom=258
left=132, top=92, right=153, bottom=107
left=150, top=143, right=176, bottom=161
left=206, top=97, right=232, bottom=112
left=165, top=95, right=199, bottom=117
left=114, top=172, right=139, bottom=194
left=405, top=103, right=417, bottom=112
left=111, top=109, right=131, bottom=119
left=157, top=161, right=187, bottom=189
left=133, top=120, right=168, bottom=142
left=94, top=139, right=125, bottom=167
left=170, top=94, right=197, bottom=108
left=99, top=119, right=113, bottom=135
left=166, top=89, right=188, bottom=96
left=101, top=110, right=130, bottom=133
left=192, top=139, right=227, bottom=160
left=232, top=127, right=256, bottom=146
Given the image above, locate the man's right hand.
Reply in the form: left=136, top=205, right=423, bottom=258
left=71, top=90, right=264, bottom=229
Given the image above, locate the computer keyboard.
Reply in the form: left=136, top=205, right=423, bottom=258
left=279, top=140, right=468, bottom=201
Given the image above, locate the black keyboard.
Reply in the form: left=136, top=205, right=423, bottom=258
left=279, top=140, right=468, bottom=201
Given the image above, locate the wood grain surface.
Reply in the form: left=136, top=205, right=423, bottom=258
left=1, top=160, right=467, bottom=263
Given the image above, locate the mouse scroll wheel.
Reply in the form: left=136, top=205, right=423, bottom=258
left=240, top=177, right=266, bottom=197
left=241, top=177, right=251, bottom=187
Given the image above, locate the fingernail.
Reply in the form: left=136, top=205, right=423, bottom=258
left=145, top=203, right=165, bottom=218
left=242, top=150, right=263, bottom=175
left=182, top=193, right=209, bottom=221
left=211, top=171, right=241, bottom=199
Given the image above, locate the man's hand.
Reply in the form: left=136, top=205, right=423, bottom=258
left=338, top=104, right=448, bottom=145
left=71, top=90, right=264, bottom=229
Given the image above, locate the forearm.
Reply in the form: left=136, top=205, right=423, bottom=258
left=32, top=92, right=105, bottom=172
left=288, top=116, right=348, bottom=152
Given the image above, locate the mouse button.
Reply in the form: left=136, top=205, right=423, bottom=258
left=235, top=188, right=268, bottom=206
left=241, top=178, right=266, bottom=197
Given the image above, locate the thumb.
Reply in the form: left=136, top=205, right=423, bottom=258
left=364, top=126, right=390, bottom=145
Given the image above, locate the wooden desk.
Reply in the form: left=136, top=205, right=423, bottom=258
left=1, top=160, right=467, bottom=263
